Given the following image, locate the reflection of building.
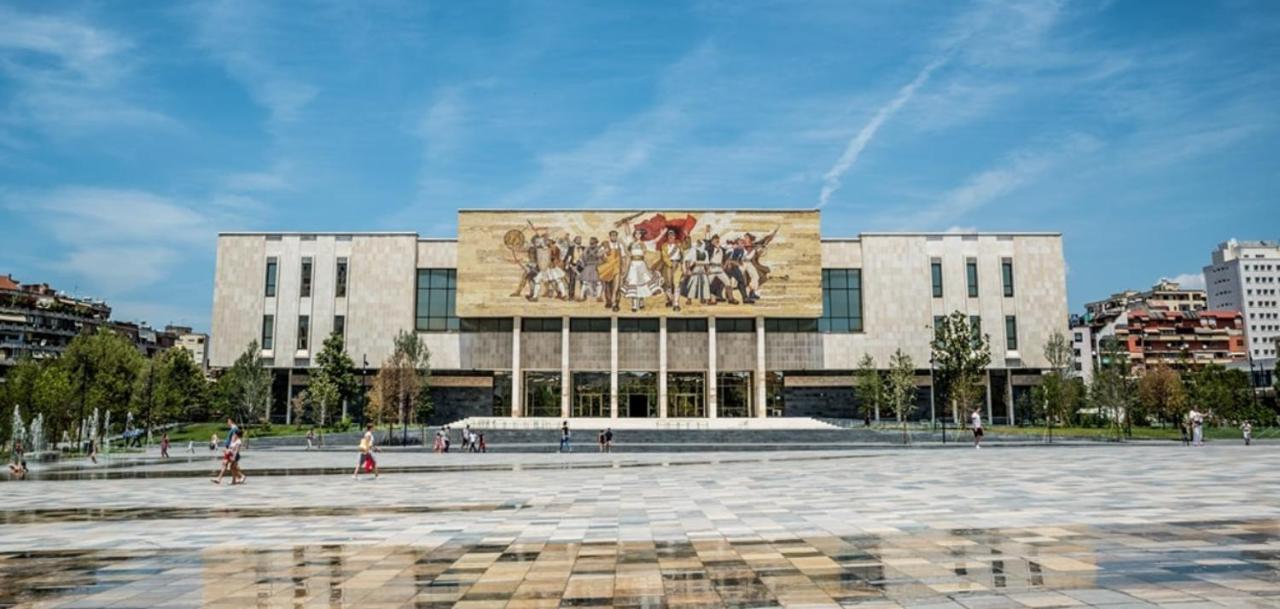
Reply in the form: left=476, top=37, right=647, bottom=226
left=1204, top=239, right=1280, bottom=362
left=0, top=274, right=112, bottom=372
left=210, top=211, right=1069, bottom=425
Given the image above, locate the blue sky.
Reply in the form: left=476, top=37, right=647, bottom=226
left=1, top=0, right=1278, bottom=332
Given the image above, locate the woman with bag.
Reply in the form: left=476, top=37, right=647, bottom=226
left=353, top=424, right=379, bottom=480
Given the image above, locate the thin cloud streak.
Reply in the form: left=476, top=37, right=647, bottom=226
left=818, top=57, right=946, bottom=208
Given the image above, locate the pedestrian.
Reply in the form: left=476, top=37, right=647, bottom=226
left=160, top=432, right=170, bottom=459
left=1179, top=420, right=1190, bottom=446
left=1189, top=408, right=1204, bottom=446
left=478, top=433, right=487, bottom=453
left=971, top=407, right=983, bottom=449
left=604, top=427, right=614, bottom=453
left=87, top=438, right=98, bottom=464
left=12, top=439, right=23, bottom=464
left=560, top=421, right=571, bottom=453
left=227, top=430, right=246, bottom=485
left=187, top=440, right=195, bottom=454
left=1243, top=421, right=1253, bottom=446
left=353, top=423, right=379, bottom=480
left=462, top=425, right=472, bottom=451
left=597, top=430, right=606, bottom=452
left=433, top=429, right=443, bottom=453
left=305, top=429, right=315, bottom=451
left=443, top=427, right=451, bottom=453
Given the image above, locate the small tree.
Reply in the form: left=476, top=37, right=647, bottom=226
left=852, top=354, right=882, bottom=424
left=1136, top=365, right=1186, bottom=426
left=313, top=332, right=360, bottom=420
left=1090, top=337, right=1135, bottom=440
left=885, top=349, right=917, bottom=444
left=1037, top=331, right=1079, bottom=441
left=308, top=374, right=339, bottom=445
left=931, top=311, right=991, bottom=425
left=223, top=341, right=272, bottom=425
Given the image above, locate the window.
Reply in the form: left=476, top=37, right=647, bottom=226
left=966, top=259, right=979, bottom=298
left=933, top=315, right=945, bottom=339
left=261, top=315, right=274, bottom=350
left=820, top=268, right=863, bottom=333
left=667, top=318, right=708, bottom=333
left=264, top=258, right=278, bottom=297
left=618, top=318, right=659, bottom=333
left=569, top=318, right=610, bottom=333
left=300, top=257, right=313, bottom=298
left=521, top=317, right=562, bottom=333
left=717, top=318, right=755, bottom=333
left=931, top=260, right=943, bottom=298
left=297, top=315, right=310, bottom=351
left=1002, top=259, right=1014, bottom=297
left=461, top=318, right=514, bottom=332
left=1073, top=332, right=1083, bottom=342
left=764, top=318, right=819, bottom=333
left=335, top=258, right=348, bottom=298
left=333, top=315, right=345, bottom=341
left=415, top=269, right=458, bottom=332
left=1005, top=315, right=1018, bottom=350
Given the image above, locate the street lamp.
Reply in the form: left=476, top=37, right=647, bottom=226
left=931, top=355, right=943, bottom=444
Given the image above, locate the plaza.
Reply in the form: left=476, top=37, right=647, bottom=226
left=3, top=443, right=1280, bottom=608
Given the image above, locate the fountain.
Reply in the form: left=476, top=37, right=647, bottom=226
left=29, top=414, right=44, bottom=453
left=102, top=409, right=110, bottom=456
left=9, top=405, right=24, bottom=453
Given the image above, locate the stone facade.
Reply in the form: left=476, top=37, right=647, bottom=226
left=210, top=219, right=1067, bottom=423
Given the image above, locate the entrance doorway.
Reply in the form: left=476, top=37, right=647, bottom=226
left=618, top=371, right=657, bottom=417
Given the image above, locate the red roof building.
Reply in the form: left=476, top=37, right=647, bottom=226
left=1114, top=309, right=1245, bottom=370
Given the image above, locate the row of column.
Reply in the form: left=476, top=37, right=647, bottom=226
left=509, top=316, right=768, bottom=418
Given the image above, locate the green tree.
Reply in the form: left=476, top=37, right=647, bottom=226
left=931, top=311, right=992, bottom=425
left=1089, top=337, right=1135, bottom=439
left=152, top=348, right=208, bottom=427
left=852, top=354, right=882, bottom=423
left=62, top=328, right=144, bottom=445
left=1, top=357, right=41, bottom=446
left=385, top=330, right=432, bottom=443
left=1189, top=364, right=1257, bottom=424
left=216, top=341, right=272, bottom=424
left=1036, top=331, right=1080, bottom=441
left=1136, top=365, right=1186, bottom=426
left=308, top=375, right=339, bottom=440
left=33, top=362, right=73, bottom=447
left=313, top=332, right=360, bottom=419
left=885, top=349, right=917, bottom=444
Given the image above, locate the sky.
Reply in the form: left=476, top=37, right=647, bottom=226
left=1, top=0, right=1278, bottom=333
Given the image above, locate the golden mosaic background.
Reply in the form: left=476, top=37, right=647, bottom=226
left=456, top=210, right=822, bottom=318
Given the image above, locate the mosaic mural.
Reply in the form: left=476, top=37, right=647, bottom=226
left=457, top=210, right=822, bottom=317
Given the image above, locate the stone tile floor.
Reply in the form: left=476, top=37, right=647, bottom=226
left=2, top=444, right=1278, bottom=608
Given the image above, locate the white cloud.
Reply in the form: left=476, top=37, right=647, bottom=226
left=1164, top=273, right=1206, bottom=290
left=0, top=6, right=175, bottom=138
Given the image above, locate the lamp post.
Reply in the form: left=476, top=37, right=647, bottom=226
left=931, top=356, right=943, bottom=444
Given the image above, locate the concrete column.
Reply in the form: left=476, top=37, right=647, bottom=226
left=985, top=369, right=994, bottom=423
left=755, top=317, right=766, bottom=417
left=561, top=316, right=570, bottom=419
left=1006, top=370, right=1015, bottom=425
left=609, top=317, right=619, bottom=419
left=658, top=317, right=668, bottom=418
left=708, top=318, right=718, bottom=418
left=511, top=316, right=522, bottom=417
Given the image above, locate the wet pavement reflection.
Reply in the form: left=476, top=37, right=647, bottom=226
left=2, top=520, right=1279, bottom=608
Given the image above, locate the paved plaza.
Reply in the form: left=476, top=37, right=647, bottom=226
left=2, top=444, right=1279, bottom=608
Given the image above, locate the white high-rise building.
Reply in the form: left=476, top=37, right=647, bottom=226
left=1204, top=239, right=1280, bottom=360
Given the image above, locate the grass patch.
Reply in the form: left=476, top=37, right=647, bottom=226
left=165, top=423, right=316, bottom=444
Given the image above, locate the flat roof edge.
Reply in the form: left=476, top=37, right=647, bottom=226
left=218, top=231, right=420, bottom=237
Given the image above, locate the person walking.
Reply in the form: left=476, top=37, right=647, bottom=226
left=1243, top=421, right=1253, bottom=446
left=160, top=432, right=170, bottom=459
left=560, top=421, right=571, bottom=453
left=227, top=430, right=246, bottom=485
left=1189, top=408, right=1205, bottom=446
left=1179, top=420, right=1190, bottom=446
left=970, top=408, right=984, bottom=449
left=478, top=433, right=487, bottom=453
left=305, top=429, right=315, bottom=451
left=604, top=428, right=614, bottom=454
left=87, top=438, right=98, bottom=464
left=353, top=423, right=379, bottom=480
left=597, top=430, right=606, bottom=452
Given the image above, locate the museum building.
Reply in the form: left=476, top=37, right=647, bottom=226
left=209, top=210, right=1067, bottom=425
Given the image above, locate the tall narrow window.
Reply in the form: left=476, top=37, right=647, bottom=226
left=297, top=315, right=310, bottom=351
left=1002, top=259, right=1014, bottom=298
left=300, top=257, right=313, bottom=298
left=333, top=315, right=345, bottom=341
left=931, top=260, right=943, bottom=298
left=264, top=258, right=278, bottom=297
left=1005, top=315, right=1018, bottom=350
left=933, top=315, right=945, bottom=339
left=261, top=315, right=274, bottom=350
left=335, top=258, right=348, bottom=298
left=966, top=259, right=979, bottom=298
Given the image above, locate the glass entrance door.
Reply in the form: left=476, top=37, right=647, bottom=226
left=667, top=372, right=705, bottom=417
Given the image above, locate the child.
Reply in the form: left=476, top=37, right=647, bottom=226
left=1243, top=421, right=1253, bottom=446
